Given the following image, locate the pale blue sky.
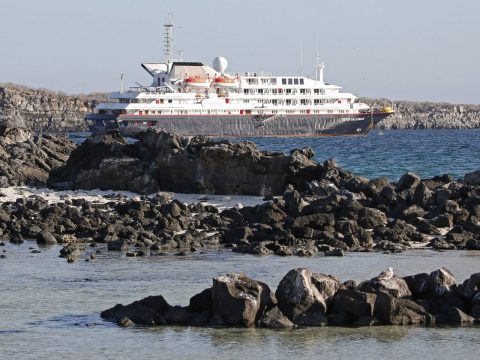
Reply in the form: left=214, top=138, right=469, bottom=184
left=1, top=0, right=479, bottom=103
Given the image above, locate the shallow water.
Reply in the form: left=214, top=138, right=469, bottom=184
left=1, top=242, right=479, bottom=359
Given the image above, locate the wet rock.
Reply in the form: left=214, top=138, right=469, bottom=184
left=428, top=268, right=457, bottom=297
left=36, top=231, right=57, bottom=245
left=464, top=170, right=480, bottom=186
left=358, top=269, right=412, bottom=298
left=107, top=239, right=129, bottom=251
left=373, top=292, right=430, bottom=325
left=330, top=289, right=377, bottom=325
left=212, top=272, right=275, bottom=326
left=358, top=207, right=387, bottom=228
left=258, top=306, right=295, bottom=328
left=101, top=295, right=172, bottom=326
left=275, top=268, right=328, bottom=325
left=395, top=172, right=421, bottom=192
left=324, top=248, right=344, bottom=257
left=446, top=307, right=475, bottom=324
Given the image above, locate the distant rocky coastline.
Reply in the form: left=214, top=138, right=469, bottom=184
left=1, top=127, right=479, bottom=259
left=1, top=83, right=480, bottom=131
left=101, top=267, right=480, bottom=328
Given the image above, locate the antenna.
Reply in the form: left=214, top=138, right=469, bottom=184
left=120, top=73, right=124, bottom=94
left=300, top=32, right=303, bottom=75
left=163, top=13, right=174, bottom=62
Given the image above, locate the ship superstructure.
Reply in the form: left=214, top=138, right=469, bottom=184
left=85, top=21, right=393, bottom=136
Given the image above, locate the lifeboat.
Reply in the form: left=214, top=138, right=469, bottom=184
left=213, top=76, right=239, bottom=88
left=184, top=76, right=210, bottom=88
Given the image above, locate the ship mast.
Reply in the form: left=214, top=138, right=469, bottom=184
left=315, top=45, right=325, bottom=84
left=163, top=14, right=174, bottom=68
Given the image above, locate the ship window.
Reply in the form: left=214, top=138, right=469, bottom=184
left=300, top=79, right=304, bottom=85
left=314, top=99, right=320, bottom=105
left=288, top=78, right=293, bottom=85
left=294, top=79, right=299, bottom=85
left=258, top=89, right=263, bottom=94
left=272, top=99, right=277, bottom=105
left=168, top=99, right=172, bottom=103
left=300, top=99, right=307, bottom=105
left=321, top=89, right=325, bottom=95
left=286, top=99, right=292, bottom=105
left=300, top=89, right=306, bottom=94
left=271, top=78, right=277, bottom=85
left=286, top=89, right=292, bottom=94
left=282, top=78, right=287, bottom=85
left=328, top=110, right=333, bottom=114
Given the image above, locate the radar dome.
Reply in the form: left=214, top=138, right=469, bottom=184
left=212, top=56, right=228, bottom=73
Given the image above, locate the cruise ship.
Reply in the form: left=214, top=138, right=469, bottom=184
left=85, top=22, right=393, bottom=137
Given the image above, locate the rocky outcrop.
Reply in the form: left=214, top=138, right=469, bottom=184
left=0, top=125, right=76, bottom=186
left=0, top=83, right=106, bottom=131
left=364, top=98, right=480, bottom=130
left=101, top=267, right=480, bottom=328
left=49, top=129, right=316, bottom=196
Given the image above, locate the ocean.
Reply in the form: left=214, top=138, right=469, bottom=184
left=1, top=129, right=480, bottom=359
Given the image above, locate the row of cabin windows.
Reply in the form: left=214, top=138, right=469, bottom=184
left=282, top=78, right=305, bottom=85
left=243, top=88, right=326, bottom=95
left=241, top=99, right=349, bottom=105
left=136, top=108, right=349, bottom=116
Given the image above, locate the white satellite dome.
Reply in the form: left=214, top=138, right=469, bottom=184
left=212, top=56, right=228, bottom=73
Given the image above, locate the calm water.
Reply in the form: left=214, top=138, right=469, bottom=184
left=2, top=129, right=479, bottom=359
left=245, top=129, right=480, bottom=180
left=1, top=242, right=479, bottom=360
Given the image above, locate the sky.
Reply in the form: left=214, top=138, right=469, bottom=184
left=1, top=0, right=479, bottom=104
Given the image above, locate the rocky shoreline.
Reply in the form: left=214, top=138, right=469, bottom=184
left=1, top=83, right=480, bottom=131
left=101, top=267, right=480, bottom=328
left=0, top=127, right=479, bottom=260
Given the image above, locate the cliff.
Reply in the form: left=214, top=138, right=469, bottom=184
left=0, top=83, right=107, bottom=132
left=1, top=83, right=479, bottom=131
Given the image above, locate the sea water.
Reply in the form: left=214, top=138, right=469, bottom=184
left=1, top=129, right=479, bottom=359
left=0, top=243, right=479, bottom=359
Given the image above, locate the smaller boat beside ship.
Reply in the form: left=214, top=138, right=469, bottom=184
left=85, top=21, right=394, bottom=137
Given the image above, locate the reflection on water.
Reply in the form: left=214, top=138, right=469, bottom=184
left=1, top=241, right=479, bottom=359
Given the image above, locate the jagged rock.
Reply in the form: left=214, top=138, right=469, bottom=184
left=330, top=289, right=377, bottom=325
left=458, top=273, right=480, bottom=301
left=211, top=272, right=275, bottom=326
left=358, top=274, right=412, bottom=298
left=446, top=307, right=475, bottom=324
left=100, top=295, right=172, bottom=326
left=373, top=292, right=430, bottom=325
left=258, top=306, right=295, bottom=328
left=275, top=268, right=328, bottom=325
left=464, top=170, right=480, bottom=186
left=36, top=231, right=57, bottom=245
left=428, top=268, right=456, bottom=297
left=396, top=172, right=421, bottom=192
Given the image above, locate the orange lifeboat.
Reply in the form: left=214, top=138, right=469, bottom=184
left=184, top=75, right=210, bottom=88
left=213, top=76, right=239, bottom=88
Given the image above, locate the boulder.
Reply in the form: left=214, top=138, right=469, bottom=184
left=36, top=231, right=57, bottom=245
left=258, top=306, right=295, bottom=328
left=464, top=170, right=480, bottom=186
left=403, top=273, right=430, bottom=299
left=358, top=207, right=387, bottom=228
left=458, top=272, right=480, bottom=301
left=428, top=268, right=456, bottom=297
left=101, top=295, right=172, bottom=326
left=330, top=289, right=377, bottom=324
left=358, top=271, right=412, bottom=298
left=373, top=292, right=430, bottom=325
left=446, top=307, right=475, bottom=324
left=275, top=268, right=328, bottom=325
left=212, top=272, right=275, bottom=326
left=395, top=172, right=421, bottom=192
